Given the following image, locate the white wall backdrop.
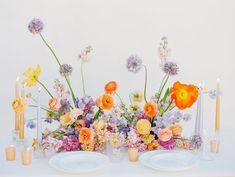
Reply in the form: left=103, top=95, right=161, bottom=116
left=0, top=0, right=234, bottom=139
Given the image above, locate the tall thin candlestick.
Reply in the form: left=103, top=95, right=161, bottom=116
left=194, top=83, right=204, bottom=137
left=15, top=77, right=20, bottom=131
left=37, top=87, right=42, bottom=144
left=215, top=78, right=220, bottom=131
left=19, top=84, right=25, bottom=140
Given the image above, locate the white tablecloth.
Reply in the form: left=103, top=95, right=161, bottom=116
left=0, top=130, right=235, bottom=177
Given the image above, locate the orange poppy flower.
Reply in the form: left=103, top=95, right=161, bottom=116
left=96, top=94, right=114, bottom=110
left=170, top=81, right=198, bottom=110
left=104, top=81, right=118, bottom=94
left=144, top=102, right=158, bottom=118
left=79, top=127, right=94, bottom=144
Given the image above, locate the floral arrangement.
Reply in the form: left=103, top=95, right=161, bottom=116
left=20, top=18, right=201, bottom=153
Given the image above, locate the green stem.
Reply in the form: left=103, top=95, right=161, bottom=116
left=81, top=61, right=86, bottom=95
left=39, top=33, right=76, bottom=104
left=163, top=100, right=173, bottom=115
left=29, top=104, right=51, bottom=112
left=157, top=74, right=167, bottom=98
left=143, top=65, right=148, bottom=103
left=93, top=108, right=101, bottom=121
left=157, top=74, right=169, bottom=103
left=37, top=80, right=53, bottom=98
left=115, top=92, right=124, bottom=105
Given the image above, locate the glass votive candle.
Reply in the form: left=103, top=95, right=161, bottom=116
left=21, top=147, right=32, bottom=165
left=5, top=145, right=16, bottom=161
left=128, top=146, right=138, bottom=162
left=210, top=140, right=220, bottom=153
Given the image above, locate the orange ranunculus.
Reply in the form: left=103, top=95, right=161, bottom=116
left=144, top=102, right=158, bottom=118
left=104, top=81, right=118, bottom=94
left=48, top=98, right=61, bottom=111
left=12, top=98, right=27, bottom=113
left=79, top=127, right=94, bottom=144
left=170, top=81, right=198, bottom=110
left=96, top=94, right=114, bottom=110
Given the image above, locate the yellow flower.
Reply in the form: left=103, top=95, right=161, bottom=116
left=12, top=98, right=27, bottom=113
left=136, top=119, right=151, bottom=135
left=143, top=134, right=155, bottom=144
left=60, top=113, right=75, bottom=127
left=170, top=124, right=183, bottom=136
left=147, top=140, right=160, bottom=151
left=130, top=101, right=140, bottom=112
left=95, top=120, right=105, bottom=132
left=131, top=91, right=143, bottom=102
left=81, top=143, right=94, bottom=151
left=22, top=65, right=41, bottom=87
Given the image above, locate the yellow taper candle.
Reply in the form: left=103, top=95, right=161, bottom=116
left=215, top=78, right=220, bottom=131
left=15, top=77, right=20, bottom=131
left=19, top=84, right=26, bottom=140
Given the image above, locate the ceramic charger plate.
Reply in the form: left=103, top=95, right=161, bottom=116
left=139, top=150, right=199, bottom=171
left=49, top=151, right=109, bottom=174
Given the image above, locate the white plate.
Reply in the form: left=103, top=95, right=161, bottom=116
left=49, top=151, right=109, bottom=174
left=139, top=150, right=199, bottom=171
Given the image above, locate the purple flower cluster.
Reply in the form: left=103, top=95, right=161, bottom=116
left=126, top=55, right=142, bottom=73
left=189, top=135, right=202, bottom=149
left=26, top=121, right=36, bottom=129
left=28, top=18, right=44, bottom=34
left=59, top=98, right=71, bottom=114
left=59, top=64, right=73, bottom=76
left=136, top=111, right=149, bottom=120
left=62, top=135, right=80, bottom=151
left=75, top=96, right=96, bottom=126
left=162, top=61, right=179, bottom=76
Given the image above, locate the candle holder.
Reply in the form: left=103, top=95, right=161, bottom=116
left=21, top=147, right=33, bottom=165
left=128, top=146, right=138, bottom=162
left=210, top=131, right=220, bottom=154
left=5, top=145, right=16, bottom=161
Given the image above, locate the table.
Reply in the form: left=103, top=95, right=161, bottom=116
left=0, top=129, right=235, bottom=177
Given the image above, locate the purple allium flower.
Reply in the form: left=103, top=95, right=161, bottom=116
left=62, top=135, right=81, bottom=151
left=26, top=121, right=36, bottom=129
left=189, top=135, right=202, bottom=149
left=162, top=61, right=179, bottom=76
left=126, top=55, right=142, bottom=73
left=59, top=64, right=73, bottom=76
left=159, top=138, right=176, bottom=150
left=28, top=18, right=44, bottom=34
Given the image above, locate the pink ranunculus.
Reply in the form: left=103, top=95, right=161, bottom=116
left=157, top=128, right=173, bottom=142
left=70, top=108, right=83, bottom=119
left=159, top=138, right=176, bottom=150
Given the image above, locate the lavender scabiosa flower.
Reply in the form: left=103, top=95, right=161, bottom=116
left=59, top=64, right=73, bottom=77
left=189, top=135, right=202, bottom=149
left=26, top=121, right=36, bottom=129
left=162, top=61, right=179, bottom=76
left=126, top=55, right=142, bottom=73
left=28, top=18, right=44, bottom=34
